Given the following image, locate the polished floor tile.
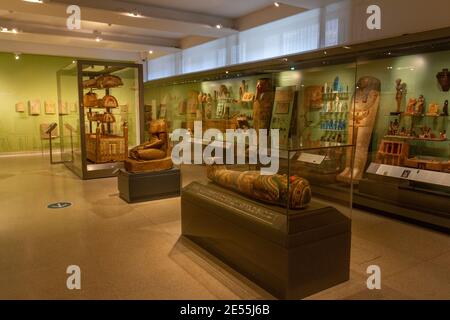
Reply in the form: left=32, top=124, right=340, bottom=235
left=0, top=155, right=449, bottom=300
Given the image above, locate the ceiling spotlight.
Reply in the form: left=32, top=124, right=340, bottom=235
left=274, top=2, right=280, bottom=7
left=126, top=10, right=142, bottom=18
left=93, top=31, right=102, bottom=42
left=323, top=51, right=328, bottom=55
left=216, top=24, right=222, bottom=29
left=290, top=67, right=295, bottom=71
left=149, top=50, right=153, bottom=54
left=225, top=71, right=229, bottom=74
left=0, top=27, right=18, bottom=34
left=14, top=53, right=21, bottom=60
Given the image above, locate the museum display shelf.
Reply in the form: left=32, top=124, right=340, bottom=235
left=57, top=60, right=144, bottom=179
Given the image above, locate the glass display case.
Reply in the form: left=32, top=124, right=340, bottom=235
left=355, top=44, right=450, bottom=227
left=145, top=56, right=358, bottom=231
left=57, top=60, right=144, bottom=179
left=145, top=32, right=450, bottom=229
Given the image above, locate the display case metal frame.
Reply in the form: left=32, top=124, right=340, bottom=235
left=58, top=59, right=145, bottom=180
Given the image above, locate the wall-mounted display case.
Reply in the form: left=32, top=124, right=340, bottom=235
left=57, top=60, right=144, bottom=179
left=145, top=28, right=450, bottom=229
left=145, top=56, right=358, bottom=218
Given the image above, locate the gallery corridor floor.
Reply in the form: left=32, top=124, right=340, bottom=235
left=0, top=155, right=449, bottom=300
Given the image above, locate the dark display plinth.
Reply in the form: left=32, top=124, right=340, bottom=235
left=358, top=176, right=450, bottom=229
left=118, top=168, right=181, bottom=203
left=181, top=182, right=351, bottom=300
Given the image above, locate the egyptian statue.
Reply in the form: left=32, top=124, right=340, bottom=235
left=206, top=166, right=312, bottom=209
left=125, top=119, right=173, bottom=173
left=130, top=119, right=170, bottom=161
left=337, top=76, right=381, bottom=183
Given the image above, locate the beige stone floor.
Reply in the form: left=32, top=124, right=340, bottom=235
left=0, top=155, right=449, bottom=300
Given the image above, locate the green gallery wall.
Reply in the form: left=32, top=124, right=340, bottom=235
left=0, top=53, right=139, bottom=155
left=0, top=53, right=73, bottom=153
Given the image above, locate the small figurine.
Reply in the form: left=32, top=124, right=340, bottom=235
left=406, top=98, right=417, bottom=114
left=333, top=76, right=340, bottom=92
left=393, top=79, right=407, bottom=114
left=441, top=100, right=448, bottom=116
left=427, top=103, right=439, bottom=116
left=400, top=127, right=407, bottom=136
left=416, top=95, right=425, bottom=114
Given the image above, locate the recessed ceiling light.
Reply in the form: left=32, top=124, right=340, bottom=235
left=216, top=24, right=222, bottom=29
left=274, top=2, right=280, bottom=7
left=95, top=36, right=102, bottom=42
left=343, top=46, right=351, bottom=49
left=14, top=53, right=21, bottom=60
left=225, top=71, right=229, bottom=74
left=125, top=11, right=142, bottom=18
left=149, top=50, right=153, bottom=54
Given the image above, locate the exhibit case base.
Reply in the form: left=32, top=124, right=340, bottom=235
left=118, top=168, right=181, bottom=203
left=356, top=163, right=450, bottom=230
left=181, top=181, right=351, bottom=300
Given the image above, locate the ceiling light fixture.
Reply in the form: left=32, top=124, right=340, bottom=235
left=274, top=2, right=280, bottom=7
left=14, top=53, right=21, bottom=60
left=0, top=27, right=18, bottom=34
left=23, top=0, right=44, bottom=3
left=93, top=31, right=102, bottom=42
left=343, top=46, right=351, bottom=49
left=125, top=10, right=142, bottom=18
left=216, top=24, right=222, bottom=29
left=149, top=50, right=153, bottom=54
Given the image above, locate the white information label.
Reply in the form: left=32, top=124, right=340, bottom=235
left=297, top=153, right=326, bottom=165
left=373, top=164, right=450, bottom=187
